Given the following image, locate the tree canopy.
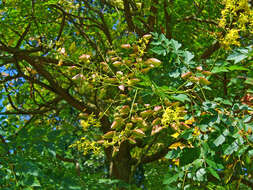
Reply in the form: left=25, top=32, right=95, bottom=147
left=0, top=0, right=253, bottom=189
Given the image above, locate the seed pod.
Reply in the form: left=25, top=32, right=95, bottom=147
left=202, top=71, right=212, bottom=76
left=111, top=121, right=119, bottom=129
left=79, top=54, right=91, bottom=60
left=190, top=76, right=200, bottom=83
left=196, top=66, right=203, bottom=71
left=127, top=78, right=140, bottom=86
left=104, top=78, right=118, bottom=83
left=136, top=58, right=142, bottom=62
left=118, top=85, right=125, bottom=91
left=131, top=116, right=143, bottom=123
left=143, top=34, right=152, bottom=40
left=199, top=77, right=211, bottom=85
left=119, top=105, right=130, bottom=115
left=128, top=138, right=136, bottom=144
left=111, top=57, right=121, bottom=61
left=126, top=122, right=133, bottom=129
left=103, top=131, right=115, bottom=139
left=141, top=68, right=151, bottom=73
left=112, top=61, right=123, bottom=67
left=154, top=106, right=162, bottom=112
left=121, top=44, right=131, bottom=49
left=107, top=50, right=115, bottom=55
left=181, top=72, right=192, bottom=79
left=97, top=140, right=105, bottom=144
left=151, top=125, right=164, bottom=136
left=145, top=58, right=162, bottom=67
left=152, top=118, right=161, bottom=126
left=132, top=129, right=145, bottom=138
left=140, top=110, right=153, bottom=118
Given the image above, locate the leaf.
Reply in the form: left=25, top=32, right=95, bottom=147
left=227, top=53, right=247, bottom=63
left=227, top=65, right=249, bottom=71
left=213, top=135, right=225, bottom=146
left=224, top=141, right=238, bottom=155
left=184, top=51, right=194, bottom=63
left=163, top=173, right=179, bottom=184
left=171, top=94, right=190, bottom=103
left=180, top=148, right=200, bottom=166
left=196, top=168, right=206, bottom=181
left=151, top=46, right=166, bottom=55
left=207, top=167, right=220, bottom=180
left=23, top=176, right=41, bottom=187
left=211, top=66, right=228, bottom=73
left=245, top=78, right=253, bottom=86
left=170, top=39, right=181, bottom=51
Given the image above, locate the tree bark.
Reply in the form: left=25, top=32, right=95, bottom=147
left=109, top=141, right=133, bottom=184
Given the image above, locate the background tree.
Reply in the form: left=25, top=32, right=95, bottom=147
left=0, top=0, right=252, bottom=189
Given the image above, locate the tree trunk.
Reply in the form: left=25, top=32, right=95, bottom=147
left=109, top=141, right=133, bottom=184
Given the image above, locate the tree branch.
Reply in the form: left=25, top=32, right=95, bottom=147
left=141, top=147, right=169, bottom=164
left=15, top=22, right=32, bottom=48
left=201, top=41, right=220, bottom=59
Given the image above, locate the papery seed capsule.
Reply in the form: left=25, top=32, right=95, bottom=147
left=118, top=85, right=125, bottom=91
left=128, top=138, right=136, bottom=144
left=119, top=105, right=130, bottom=115
left=103, top=131, right=115, bottom=139
left=145, top=58, right=162, bottom=67
left=202, top=71, right=212, bottom=76
left=79, top=54, right=91, bottom=60
left=140, top=110, right=153, bottom=118
left=151, top=125, right=164, bottom=136
left=127, top=78, right=140, bottom=86
left=143, top=34, right=152, bottom=40
left=111, top=57, right=121, bottom=61
left=181, top=72, right=192, bottom=79
left=190, top=76, right=200, bottom=83
left=152, top=118, right=161, bottom=126
left=112, top=61, right=123, bottom=67
left=154, top=106, right=162, bottom=112
left=132, top=129, right=145, bottom=137
left=121, top=44, right=131, bottom=49
left=107, top=50, right=115, bottom=55
left=141, top=68, right=151, bottom=73
left=199, top=77, right=211, bottom=85
left=131, top=116, right=143, bottom=123
left=196, top=66, right=203, bottom=71
left=126, top=123, right=133, bottom=129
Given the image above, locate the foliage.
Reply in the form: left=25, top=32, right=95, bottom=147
left=0, top=0, right=252, bottom=189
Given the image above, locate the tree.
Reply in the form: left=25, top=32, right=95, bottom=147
left=0, top=0, right=252, bottom=189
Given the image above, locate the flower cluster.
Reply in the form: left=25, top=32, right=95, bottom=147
left=69, top=137, right=101, bottom=156
left=80, top=113, right=101, bottom=131
left=161, top=103, right=186, bottom=130
left=218, top=0, right=253, bottom=48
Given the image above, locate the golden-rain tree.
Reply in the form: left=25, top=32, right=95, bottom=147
left=0, top=0, right=252, bottom=189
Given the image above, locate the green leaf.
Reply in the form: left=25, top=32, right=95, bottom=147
left=224, top=141, right=239, bottom=155
left=163, top=173, right=179, bottom=184
left=23, top=176, right=41, bottom=187
left=184, top=51, right=194, bottom=63
left=227, top=53, right=247, bottom=63
left=211, top=66, right=228, bottom=73
left=207, top=167, right=220, bottom=180
left=171, top=94, right=190, bottom=103
left=180, top=148, right=200, bottom=166
left=227, top=65, right=249, bottom=71
left=245, top=78, right=253, bottom=86
left=196, top=168, right=206, bottom=181
left=170, top=39, right=181, bottom=51
left=151, top=46, right=166, bottom=55
left=213, top=135, right=225, bottom=146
